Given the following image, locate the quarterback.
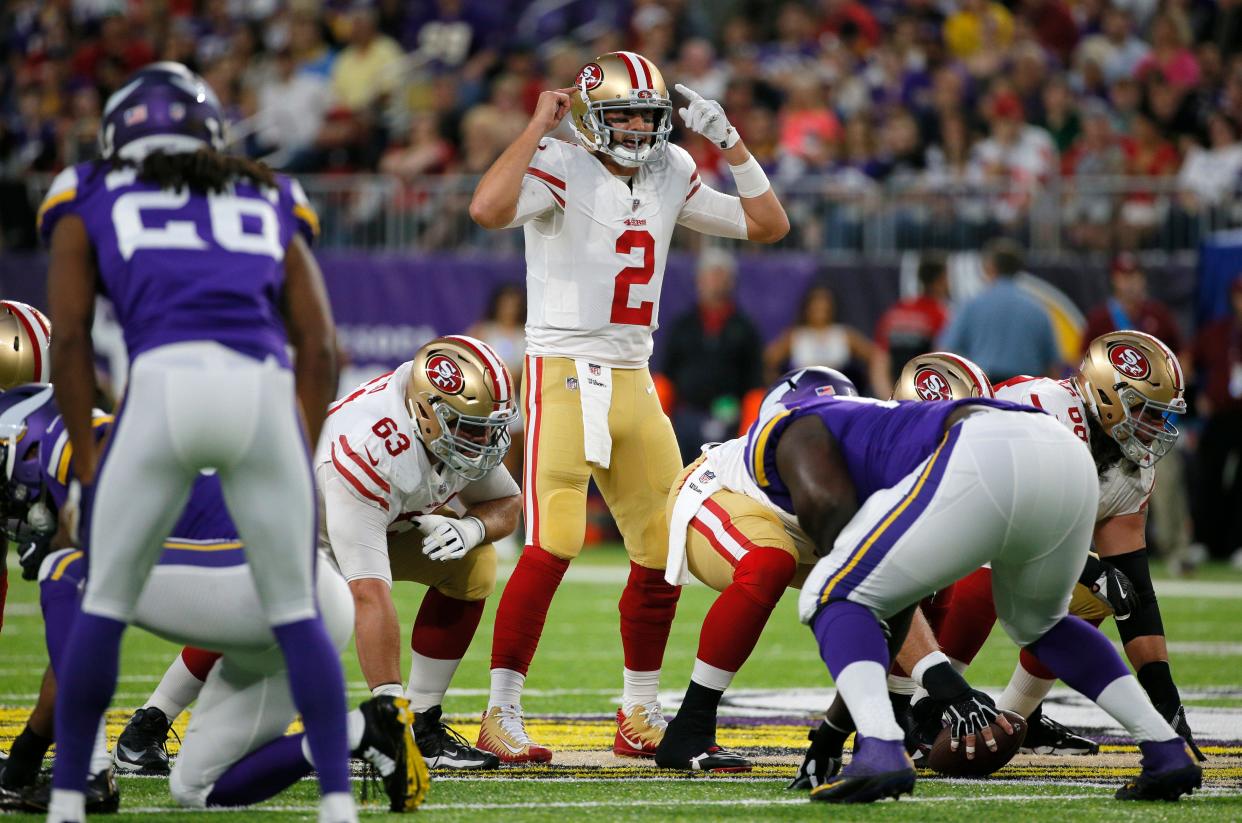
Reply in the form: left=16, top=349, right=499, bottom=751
left=469, top=50, right=789, bottom=762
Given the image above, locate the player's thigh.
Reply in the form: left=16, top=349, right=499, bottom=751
left=686, top=491, right=798, bottom=592
left=523, top=356, right=592, bottom=559
left=593, top=367, right=682, bottom=569
left=388, top=529, right=497, bottom=601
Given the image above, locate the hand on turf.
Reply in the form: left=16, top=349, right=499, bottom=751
left=675, top=84, right=739, bottom=149
left=413, top=514, right=485, bottom=562
left=946, top=691, right=1011, bottom=760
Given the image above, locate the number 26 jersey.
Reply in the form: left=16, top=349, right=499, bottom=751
left=37, top=160, right=319, bottom=366
left=510, top=138, right=750, bottom=368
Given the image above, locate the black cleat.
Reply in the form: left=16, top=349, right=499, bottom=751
left=1167, top=705, right=1206, bottom=762
left=113, top=707, right=172, bottom=776
left=1116, top=739, right=1202, bottom=801
left=1020, top=704, right=1099, bottom=755
left=355, top=696, right=430, bottom=812
left=655, top=720, right=752, bottom=773
left=809, top=737, right=915, bottom=804
left=18, top=768, right=120, bottom=814
left=413, top=705, right=499, bottom=770
left=787, top=726, right=842, bottom=790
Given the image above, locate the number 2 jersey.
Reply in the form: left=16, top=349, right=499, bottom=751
left=37, top=159, right=319, bottom=366
left=995, top=376, right=1154, bottom=520
left=510, top=138, right=750, bottom=368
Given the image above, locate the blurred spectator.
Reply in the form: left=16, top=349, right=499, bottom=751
left=1020, top=0, right=1079, bottom=66
left=870, top=252, right=951, bottom=397
left=1081, top=253, right=1183, bottom=351
left=944, top=0, right=1013, bottom=71
left=253, top=47, right=332, bottom=166
left=330, top=6, right=404, bottom=112
left=1076, top=6, right=1150, bottom=85
left=1117, top=111, right=1180, bottom=249
left=662, top=250, right=763, bottom=462
left=674, top=38, right=727, bottom=102
left=1177, top=113, right=1242, bottom=213
left=938, top=238, right=1060, bottom=382
left=817, top=0, right=881, bottom=53
left=765, top=283, right=876, bottom=390
left=380, top=114, right=454, bottom=179
left=967, top=90, right=1055, bottom=228
left=1036, top=76, right=1080, bottom=154
left=1061, top=100, right=1126, bottom=250
left=71, top=13, right=155, bottom=92
left=289, top=12, right=336, bottom=79
left=1135, top=11, right=1200, bottom=91
left=1191, top=276, right=1242, bottom=561
left=778, top=77, right=841, bottom=163
left=468, top=283, right=526, bottom=483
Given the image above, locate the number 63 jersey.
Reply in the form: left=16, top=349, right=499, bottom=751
left=511, top=138, right=750, bottom=368
left=37, top=160, right=318, bottom=366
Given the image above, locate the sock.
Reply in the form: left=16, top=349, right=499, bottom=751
left=39, top=563, right=83, bottom=675
left=1, top=725, right=52, bottom=787
left=935, top=567, right=996, bottom=665
left=271, top=617, right=350, bottom=797
left=90, top=719, right=112, bottom=776
left=1137, top=661, right=1182, bottom=719
left=52, top=612, right=125, bottom=793
left=672, top=680, right=724, bottom=736
left=47, top=789, right=85, bottom=822
left=489, top=668, right=525, bottom=710
left=997, top=661, right=1055, bottom=718
left=1027, top=615, right=1176, bottom=741
left=319, top=792, right=356, bottom=823
left=180, top=646, right=223, bottom=680
left=406, top=589, right=485, bottom=712
left=145, top=652, right=210, bottom=721
left=490, top=546, right=570, bottom=674
left=619, top=561, right=681, bottom=673
left=622, top=668, right=661, bottom=711
left=207, top=734, right=313, bottom=807
left=811, top=601, right=904, bottom=741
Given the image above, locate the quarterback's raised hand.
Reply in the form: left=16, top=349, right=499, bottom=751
left=674, top=83, right=739, bottom=149
left=531, top=87, right=576, bottom=136
left=414, top=514, right=486, bottom=562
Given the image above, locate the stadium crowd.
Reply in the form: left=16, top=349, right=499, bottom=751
left=5, top=0, right=1242, bottom=251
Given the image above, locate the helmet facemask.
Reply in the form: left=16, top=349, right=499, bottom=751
left=577, top=95, right=672, bottom=167
left=418, top=396, right=516, bottom=482
left=1107, top=384, right=1185, bottom=467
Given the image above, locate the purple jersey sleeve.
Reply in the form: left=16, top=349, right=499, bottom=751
left=284, top=176, right=320, bottom=246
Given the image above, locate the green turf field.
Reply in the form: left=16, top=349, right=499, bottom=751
left=2, top=547, right=1240, bottom=820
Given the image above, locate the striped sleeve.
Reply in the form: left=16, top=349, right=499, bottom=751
left=329, top=434, right=391, bottom=511
left=37, top=166, right=81, bottom=244
left=288, top=178, right=320, bottom=244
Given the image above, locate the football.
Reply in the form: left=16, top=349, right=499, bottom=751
left=926, top=710, right=1028, bottom=777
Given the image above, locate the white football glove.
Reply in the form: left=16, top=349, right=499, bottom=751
left=675, top=83, right=739, bottom=149
left=413, top=514, right=485, bottom=562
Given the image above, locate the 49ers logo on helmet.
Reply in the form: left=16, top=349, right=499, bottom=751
left=578, top=63, right=603, bottom=91
left=914, top=368, right=952, bottom=401
left=426, top=354, right=465, bottom=394
left=1108, top=343, right=1151, bottom=380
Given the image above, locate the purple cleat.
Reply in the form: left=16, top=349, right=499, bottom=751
left=809, top=736, right=915, bottom=804
left=1115, top=739, right=1202, bottom=801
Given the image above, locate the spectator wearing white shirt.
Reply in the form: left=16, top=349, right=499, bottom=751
left=1178, top=113, right=1242, bottom=211
left=254, top=47, right=332, bottom=166
left=967, top=90, right=1055, bottom=228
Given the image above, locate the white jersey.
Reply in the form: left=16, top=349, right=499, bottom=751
left=509, top=138, right=749, bottom=368
left=996, top=376, right=1154, bottom=520
left=314, top=361, right=519, bottom=583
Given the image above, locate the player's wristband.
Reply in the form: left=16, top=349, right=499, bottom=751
left=729, top=154, right=770, bottom=198
left=371, top=683, right=404, bottom=699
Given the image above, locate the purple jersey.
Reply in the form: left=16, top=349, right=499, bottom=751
left=41, top=413, right=244, bottom=568
left=37, top=160, right=319, bottom=365
left=745, top=396, right=1041, bottom=513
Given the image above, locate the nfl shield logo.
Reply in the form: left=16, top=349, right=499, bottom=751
left=589, top=364, right=601, bottom=376
left=699, top=469, right=716, bottom=483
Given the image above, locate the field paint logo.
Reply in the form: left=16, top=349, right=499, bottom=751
left=1108, top=343, right=1150, bottom=380
left=914, top=367, right=953, bottom=401
left=578, top=63, right=603, bottom=91
left=426, top=354, right=465, bottom=394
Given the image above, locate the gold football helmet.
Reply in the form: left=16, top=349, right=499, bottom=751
left=570, top=51, right=673, bottom=167
left=1075, top=330, right=1185, bottom=467
left=0, top=301, right=51, bottom=389
left=406, top=335, right=517, bottom=481
left=892, top=352, right=994, bottom=401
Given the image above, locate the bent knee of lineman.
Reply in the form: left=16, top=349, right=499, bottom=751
left=169, top=767, right=211, bottom=809
left=435, top=543, right=497, bottom=601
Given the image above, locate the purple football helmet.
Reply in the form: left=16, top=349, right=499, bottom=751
left=0, top=384, right=58, bottom=517
left=99, top=62, right=227, bottom=160
left=759, top=366, right=858, bottom=418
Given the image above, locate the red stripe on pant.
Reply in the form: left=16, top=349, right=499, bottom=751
left=696, top=547, right=796, bottom=674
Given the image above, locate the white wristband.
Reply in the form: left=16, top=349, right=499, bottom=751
left=371, top=683, right=404, bottom=699
left=461, top=515, right=486, bottom=550
left=729, top=155, right=770, bottom=198
left=911, top=650, right=951, bottom=687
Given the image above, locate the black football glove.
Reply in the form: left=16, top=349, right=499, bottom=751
left=945, top=691, right=1001, bottom=756
left=5, top=518, right=53, bottom=582
left=1079, top=553, right=1140, bottom=620
left=787, top=722, right=845, bottom=790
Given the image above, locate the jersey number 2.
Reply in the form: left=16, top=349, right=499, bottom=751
left=610, top=230, right=655, bottom=326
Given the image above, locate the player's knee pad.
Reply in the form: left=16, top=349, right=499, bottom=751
left=1103, top=549, right=1164, bottom=641
left=733, top=548, right=797, bottom=610
left=437, top=544, right=497, bottom=601
left=37, top=548, right=84, bottom=589
left=538, top=487, right=587, bottom=559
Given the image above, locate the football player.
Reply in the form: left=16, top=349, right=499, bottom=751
left=749, top=369, right=1200, bottom=803
left=934, top=331, right=1204, bottom=758
left=0, top=387, right=426, bottom=815
left=40, top=62, right=354, bottom=822
left=468, top=51, right=789, bottom=762
left=112, top=335, right=520, bottom=774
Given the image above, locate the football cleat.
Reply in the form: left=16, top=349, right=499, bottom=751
left=1019, top=705, right=1099, bottom=755
left=476, top=706, right=553, bottom=764
left=1167, top=705, right=1206, bottom=762
left=613, top=703, right=667, bottom=758
left=654, top=718, right=752, bottom=773
left=113, top=706, right=173, bottom=776
left=355, top=696, right=429, bottom=812
left=787, top=726, right=843, bottom=790
left=1116, top=739, right=1202, bottom=801
left=413, top=705, right=498, bottom=770
left=809, top=737, right=915, bottom=804
left=16, top=768, right=119, bottom=814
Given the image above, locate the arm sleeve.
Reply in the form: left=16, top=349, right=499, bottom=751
left=322, top=472, right=394, bottom=585
left=504, top=176, right=559, bottom=228
left=677, top=181, right=749, bottom=240
left=458, top=464, right=521, bottom=506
